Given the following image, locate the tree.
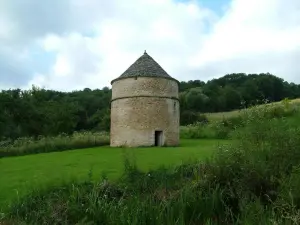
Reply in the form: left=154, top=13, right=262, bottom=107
left=181, top=87, right=209, bottom=112
left=0, top=73, right=299, bottom=140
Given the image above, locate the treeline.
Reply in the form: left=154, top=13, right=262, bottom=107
left=180, top=73, right=300, bottom=112
left=1, top=73, right=300, bottom=140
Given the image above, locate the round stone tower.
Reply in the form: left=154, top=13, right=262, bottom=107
left=110, top=51, right=180, bottom=147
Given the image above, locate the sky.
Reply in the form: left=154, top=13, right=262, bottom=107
left=0, top=0, right=299, bottom=91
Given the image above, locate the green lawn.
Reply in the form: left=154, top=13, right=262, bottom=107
left=0, top=139, right=226, bottom=209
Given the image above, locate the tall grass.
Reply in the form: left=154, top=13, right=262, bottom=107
left=0, top=131, right=109, bottom=158
left=180, top=120, right=232, bottom=139
left=181, top=99, right=300, bottom=140
left=204, top=97, right=300, bottom=121
left=2, top=105, right=300, bottom=224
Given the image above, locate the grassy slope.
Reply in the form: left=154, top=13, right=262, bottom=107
left=0, top=139, right=226, bottom=209
left=205, top=98, right=300, bottom=121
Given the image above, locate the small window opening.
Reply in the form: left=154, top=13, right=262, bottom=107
left=155, top=130, right=163, bottom=146
left=173, top=101, right=177, bottom=114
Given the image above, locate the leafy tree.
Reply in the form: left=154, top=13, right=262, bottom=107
left=0, top=73, right=299, bottom=140
left=182, top=87, right=209, bottom=112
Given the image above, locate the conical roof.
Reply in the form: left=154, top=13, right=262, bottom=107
left=111, top=51, right=178, bottom=84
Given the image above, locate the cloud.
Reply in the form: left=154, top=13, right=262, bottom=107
left=189, top=0, right=300, bottom=82
left=29, top=0, right=217, bottom=91
left=0, top=0, right=299, bottom=91
left=30, top=33, right=102, bottom=90
left=0, top=0, right=71, bottom=88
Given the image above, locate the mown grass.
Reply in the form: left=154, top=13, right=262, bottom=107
left=0, top=139, right=224, bottom=211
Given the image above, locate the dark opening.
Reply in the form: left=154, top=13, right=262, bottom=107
left=155, top=130, right=163, bottom=146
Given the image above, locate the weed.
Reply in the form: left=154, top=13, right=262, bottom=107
left=0, top=131, right=109, bottom=158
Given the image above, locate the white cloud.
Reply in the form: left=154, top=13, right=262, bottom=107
left=1, top=0, right=300, bottom=91
left=29, top=0, right=215, bottom=91
left=189, top=0, right=300, bottom=81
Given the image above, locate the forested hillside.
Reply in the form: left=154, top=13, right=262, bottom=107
left=1, top=73, right=300, bottom=140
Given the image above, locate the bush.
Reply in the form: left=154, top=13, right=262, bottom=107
left=180, top=110, right=208, bottom=126
left=180, top=120, right=232, bottom=139
left=0, top=131, right=110, bottom=158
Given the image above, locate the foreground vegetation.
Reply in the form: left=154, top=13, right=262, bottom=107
left=1, top=103, right=300, bottom=224
left=0, top=139, right=221, bottom=209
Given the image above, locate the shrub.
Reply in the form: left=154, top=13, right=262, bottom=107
left=180, top=123, right=214, bottom=139
left=180, top=110, right=208, bottom=126
left=180, top=120, right=232, bottom=139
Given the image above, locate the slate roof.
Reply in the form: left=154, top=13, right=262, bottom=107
left=111, top=51, right=178, bottom=84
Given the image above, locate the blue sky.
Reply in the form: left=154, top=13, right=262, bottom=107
left=0, top=0, right=299, bottom=91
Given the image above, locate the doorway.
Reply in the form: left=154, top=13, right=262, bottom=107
left=155, top=130, right=163, bottom=146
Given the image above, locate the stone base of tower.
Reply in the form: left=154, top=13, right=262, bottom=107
left=110, top=96, right=180, bottom=148
left=110, top=129, right=179, bottom=147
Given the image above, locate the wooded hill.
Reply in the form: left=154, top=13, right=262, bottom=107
left=1, top=73, right=299, bottom=140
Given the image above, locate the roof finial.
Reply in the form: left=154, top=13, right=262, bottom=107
left=144, top=50, right=147, bottom=54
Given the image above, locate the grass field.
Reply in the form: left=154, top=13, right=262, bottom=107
left=0, top=139, right=226, bottom=209
left=3, top=105, right=300, bottom=224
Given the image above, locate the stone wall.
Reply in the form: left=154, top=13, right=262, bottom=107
left=110, top=77, right=180, bottom=147
left=111, top=77, right=178, bottom=100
